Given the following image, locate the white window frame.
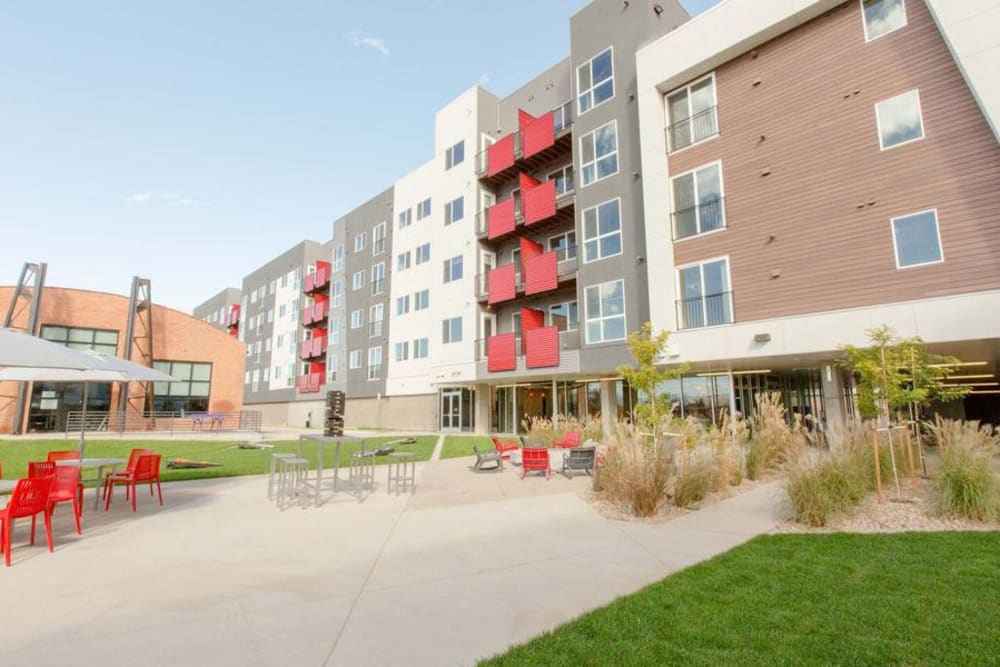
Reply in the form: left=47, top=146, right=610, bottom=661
left=331, top=279, right=343, bottom=308
left=861, top=0, right=907, bottom=43
left=396, top=294, right=410, bottom=316
left=549, top=231, right=577, bottom=261
left=372, top=222, right=386, bottom=256
left=371, top=262, right=385, bottom=295
left=891, top=208, right=944, bottom=269
left=350, top=309, right=363, bottom=329
left=333, top=245, right=344, bottom=272
left=445, top=140, right=465, bottom=170
left=443, top=256, right=463, bottom=284
left=354, top=232, right=366, bottom=252
left=584, top=279, right=627, bottom=345
left=395, top=341, right=409, bottom=362
left=675, top=255, right=734, bottom=330
left=416, top=243, right=430, bottom=265
left=581, top=198, right=623, bottom=263
left=352, top=271, right=364, bottom=291
left=442, top=317, right=462, bottom=344
left=444, top=196, right=464, bottom=225
left=875, top=89, right=925, bottom=151
left=553, top=100, right=573, bottom=132
left=665, top=73, right=719, bottom=153
left=579, top=120, right=619, bottom=187
left=576, top=46, right=614, bottom=115
left=414, top=289, right=429, bottom=311
left=548, top=300, right=579, bottom=331
left=417, top=198, right=432, bottom=221
left=670, top=160, right=727, bottom=241
left=414, top=337, right=429, bottom=359
left=349, top=349, right=361, bottom=370
left=398, top=251, right=411, bottom=271
left=548, top=164, right=574, bottom=197
left=369, top=303, right=384, bottom=337
left=398, top=208, right=412, bottom=229
left=367, top=347, right=382, bottom=380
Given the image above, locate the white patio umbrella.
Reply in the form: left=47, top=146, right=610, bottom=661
left=0, top=328, right=99, bottom=369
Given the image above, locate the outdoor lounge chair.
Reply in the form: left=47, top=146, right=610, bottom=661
left=552, top=431, right=582, bottom=449
left=471, top=444, right=503, bottom=471
left=491, top=436, right=520, bottom=461
left=520, top=447, right=550, bottom=480
left=561, top=446, right=597, bottom=479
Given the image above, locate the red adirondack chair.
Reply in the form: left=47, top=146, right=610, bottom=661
left=520, top=447, right=551, bottom=480
left=0, top=476, right=55, bottom=566
left=47, top=466, right=83, bottom=536
left=491, top=436, right=520, bottom=461
left=552, top=431, right=582, bottom=449
left=105, top=454, right=163, bottom=512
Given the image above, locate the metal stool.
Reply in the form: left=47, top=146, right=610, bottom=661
left=386, top=452, right=416, bottom=495
left=349, top=451, right=376, bottom=492
left=276, top=456, right=309, bottom=508
left=269, top=453, right=297, bottom=499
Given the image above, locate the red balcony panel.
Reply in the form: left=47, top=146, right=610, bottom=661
left=523, top=179, right=556, bottom=226
left=487, top=264, right=517, bottom=305
left=525, top=326, right=560, bottom=369
left=314, top=261, right=331, bottom=289
left=519, top=307, right=545, bottom=359
left=304, top=273, right=315, bottom=293
left=312, top=301, right=329, bottom=322
left=227, top=326, right=239, bottom=337
left=487, top=134, right=516, bottom=176
left=309, top=372, right=323, bottom=392
left=522, top=112, right=555, bottom=159
left=519, top=172, right=540, bottom=193
left=520, top=237, right=543, bottom=261
left=518, top=109, right=536, bottom=132
left=227, top=305, right=241, bottom=327
left=299, top=340, right=312, bottom=360
left=524, top=251, right=558, bottom=296
left=298, top=375, right=310, bottom=393
left=311, top=336, right=326, bottom=357
left=487, top=198, right=517, bottom=239
left=487, top=333, right=517, bottom=372
left=301, top=308, right=314, bottom=326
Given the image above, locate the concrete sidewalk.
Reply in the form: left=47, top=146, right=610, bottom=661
left=0, top=457, right=784, bottom=666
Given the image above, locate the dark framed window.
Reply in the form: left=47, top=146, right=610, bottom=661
left=152, top=360, right=212, bottom=413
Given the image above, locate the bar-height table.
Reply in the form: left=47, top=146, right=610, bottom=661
left=55, top=457, right=128, bottom=510
left=296, top=434, right=364, bottom=507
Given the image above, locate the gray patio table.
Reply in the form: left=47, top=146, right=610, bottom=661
left=297, top=434, right=363, bottom=507
left=0, top=479, right=17, bottom=494
left=55, top=457, right=127, bottom=510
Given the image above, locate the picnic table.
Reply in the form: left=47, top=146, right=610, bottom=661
left=190, top=412, right=226, bottom=431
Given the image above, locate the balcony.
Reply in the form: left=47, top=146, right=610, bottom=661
left=665, top=106, right=719, bottom=153
left=672, top=198, right=726, bottom=240
left=475, top=111, right=575, bottom=186
left=476, top=249, right=577, bottom=305
left=304, top=262, right=331, bottom=294
left=298, top=372, right=323, bottom=394
left=299, top=336, right=327, bottom=360
left=676, top=291, right=734, bottom=330
left=225, top=305, right=241, bottom=328
left=477, top=329, right=581, bottom=377
left=476, top=189, right=575, bottom=242
left=312, top=301, right=329, bottom=324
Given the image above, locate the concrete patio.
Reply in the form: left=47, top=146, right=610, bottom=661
left=1, top=456, right=784, bottom=666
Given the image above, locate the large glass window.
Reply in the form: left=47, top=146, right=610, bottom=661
left=442, top=317, right=463, bottom=344
left=672, top=162, right=725, bottom=239
left=549, top=231, right=577, bottom=261
left=416, top=198, right=432, bottom=220
left=331, top=280, right=343, bottom=308
left=876, top=90, right=924, bottom=150
left=445, top=141, right=465, bottom=170
left=41, top=326, right=118, bottom=355
left=371, top=262, right=385, bottom=295
left=396, top=295, right=410, bottom=315
left=677, top=258, right=732, bottom=329
left=414, top=338, right=429, bottom=359
left=444, top=196, right=464, bottom=225
left=367, top=347, right=382, bottom=380
left=416, top=243, right=431, bottom=264
left=548, top=165, right=574, bottom=196
left=397, top=251, right=411, bottom=272
left=395, top=341, right=409, bottom=362
left=443, top=255, right=464, bottom=283
left=892, top=209, right=942, bottom=268
left=577, top=47, right=614, bottom=114
left=349, top=350, right=361, bottom=369
left=333, top=245, right=344, bottom=272
left=549, top=301, right=579, bottom=331
left=582, top=199, right=622, bottom=262
left=354, top=233, right=366, bottom=252
left=352, top=271, right=364, bottom=290
left=580, top=122, right=618, bottom=187
left=553, top=100, right=573, bottom=132
left=862, top=0, right=907, bottom=42
left=152, top=361, right=211, bottom=412
left=585, top=280, right=626, bottom=344
left=398, top=208, right=412, bottom=229
left=414, top=289, right=430, bottom=310
left=372, top=222, right=386, bottom=255
left=666, top=74, right=718, bottom=152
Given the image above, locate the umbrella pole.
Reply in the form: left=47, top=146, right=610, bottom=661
left=78, top=381, right=89, bottom=457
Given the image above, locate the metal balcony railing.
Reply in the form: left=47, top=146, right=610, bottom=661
left=676, top=291, right=733, bottom=330
left=672, top=197, right=726, bottom=240
left=475, top=114, right=575, bottom=177
left=666, top=106, right=719, bottom=152
left=475, top=328, right=581, bottom=362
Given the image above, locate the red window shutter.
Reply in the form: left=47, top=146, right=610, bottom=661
left=487, top=198, right=517, bottom=239
left=525, top=326, right=560, bottom=369
left=524, top=250, right=558, bottom=295
left=487, top=264, right=517, bottom=304
left=522, top=112, right=555, bottom=159
left=487, top=333, right=517, bottom=372
left=523, top=179, right=556, bottom=226
left=487, top=134, right=516, bottom=176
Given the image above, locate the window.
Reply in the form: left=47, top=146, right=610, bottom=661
left=280, top=273, right=289, bottom=288
left=329, top=318, right=341, bottom=345
left=553, top=100, right=573, bottom=132
left=250, top=290, right=257, bottom=304
left=269, top=280, right=276, bottom=295
left=892, top=209, right=943, bottom=268
left=264, top=338, right=272, bottom=352
left=415, top=243, right=431, bottom=264
left=349, top=350, right=361, bottom=370
left=352, top=271, right=364, bottom=291
left=372, top=222, right=386, bottom=255
left=582, top=199, right=622, bottom=262
left=276, top=334, right=285, bottom=349
left=368, top=347, right=382, bottom=380
left=396, top=295, right=410, bottom=315
left=398, top=208, right=412, bottom=229
left=677, top=258, right=732, bottom=329
left=266, top=309, right=274, bottom=323
left=371, top=263, right=385, bottom=295
left=580, top=122, right=618, bottom=186
left=548, top=165, right=574, bottom=197
left=444, top=196, right=464, bottom=225
left=331, top=280, right=343, bottom=308
left=414, top=289, right=430, bottom=311
left=354, top=233, right=366, bottom=252
left=550, top=232, right=577, bottom=261
left=671, top=162, right=725, bottom=239
left=327, top=356, right=338, bottom=383
left=397, top=251, right=411, bottom=271
left=443, top=255, right=464, bottom=283
left=294, top=267, right=302, bottom=290
left=549, top=301, right=579, bottom=331
left=151, top=361, right=212, bottom=413
left=876, top=90, right=924, bottom=150
left=41, top=326, right=119, bottom=355
left=350, top=310, right=363, bottom=329
left=445, top=140, right=465, bottom=170
left=279, top=304, right=286, bottom=318
left=862, top=0, right=907, bottom=42
left=666, top=74, right=718, bottom=152
left=577, top=47, right=614, bottom=114
left=414, top=338, right=429, bottom=359
left=417, top=198, right=432, bottom=220
left=395, top=341, right=409, bottom=362
left=584, top=280, right=626, bottom=344
left=370, top=303, right=384, bottom=337
left=442, top=317, right=463, bottom=344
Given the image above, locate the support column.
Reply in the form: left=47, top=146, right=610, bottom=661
left=474, top=383, right=491, bottom=435
left=600, top=379, right=617, bottom=442
left=821, top=363, right=846, bottom=439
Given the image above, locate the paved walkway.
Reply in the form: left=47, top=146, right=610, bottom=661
left=0, top=457, right=784, bottom=666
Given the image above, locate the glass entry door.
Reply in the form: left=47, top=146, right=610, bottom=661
left=441, top=388, right=462, bottom=431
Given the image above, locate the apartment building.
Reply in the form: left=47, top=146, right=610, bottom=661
left=636, top=0, right=1000, bottom=425
left=193, top=287, right=242, bottom=338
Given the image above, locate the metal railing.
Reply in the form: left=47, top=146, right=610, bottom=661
left=65, top=410, right=263, bottom=436
left=475, top=328, right=581, bottom=362
left=675, top=291, right=733, bottom=330
left=666, top=106, right=718, bottom=152
left=672, top=197, right=725, bottom=240
left=475, top=114, right=576, bottom=177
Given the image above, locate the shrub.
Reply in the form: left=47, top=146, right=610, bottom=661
left=523, top=414, right=604, bottom=448
left=597, top=422, right=673, bottom=517
left=929, top=420, right=1000, bottom=522
left=785, top=451, right=868, bottom=527
left=746, top=393, right=807, bottom=480
left=703, top=412, right=748, bottom=492
left=673, top=444, right=718, bottom=508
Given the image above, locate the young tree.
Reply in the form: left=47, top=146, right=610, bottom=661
left=616, top=323, right=688, bottom=437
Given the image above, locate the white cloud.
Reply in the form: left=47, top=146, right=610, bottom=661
left=125, top=192, right=155, bottom=204
left=125, top=193, right=200, bottom=206
left=347, top=30, right=389, bottom=56
left=478, top=72, right=491, bottom=88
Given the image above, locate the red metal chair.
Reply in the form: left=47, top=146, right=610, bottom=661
left=46, top=450, right=80, bottom=462
left=28, top=461, right=56, bottom=479
left=47, top=466, right=83, bottom=536
left=105, top=454, right=163, bottom=512
left=552, top=431, right=582, bottom=449
left=0, top=476, right=55, bottom=566
left=491, top=436, right=520, bottom=461
left=102, top=448, right=153, bottom=501
left=520, top=447, right=551, bottom=480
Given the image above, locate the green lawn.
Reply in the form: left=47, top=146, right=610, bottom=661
left=0, top=435, right=438, bottom=486
left=481, top=532, right=1000, bottom=666
left=439, top=435, right=493, bottom=461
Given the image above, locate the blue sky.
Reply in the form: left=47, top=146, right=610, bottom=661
left=1, top=0, right=720, bottom=313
